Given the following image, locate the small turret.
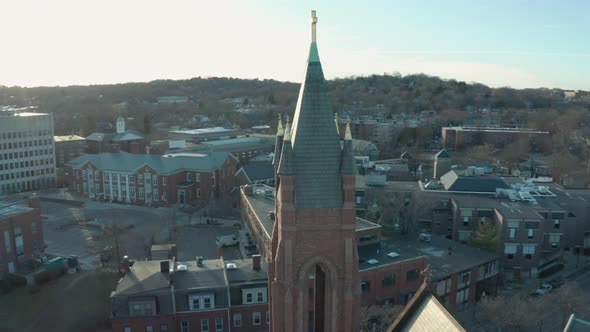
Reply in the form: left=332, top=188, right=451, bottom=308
left=272, top=115, right=284, bottom=167
left=278, top=121, right=294, bottom=175
left=341, top=119, right=355, bottom=174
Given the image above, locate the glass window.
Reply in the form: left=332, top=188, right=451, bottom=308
left=201, top=319, right=209, bottom=332
left=181, top=321, right=189, bottom=332
left=257, top=292, right=264, bottom=302
left=160, top=325, right=168, bottom=332
left=406, top=269, right=419, bottom=281
left=253, top=312, right=261, bottom=325
left=361, top=281, right=371, bottom=292
left=162, top=177, right=167, bottom=186
left=145, top=326, right=153, bottom=332
left=233, top=314, right=242, bottom=327
left=382, top=274, right=395, bottom=287
left=215, top=317, right=223, bottom=332
left=246, top=292, right=253, bottom=303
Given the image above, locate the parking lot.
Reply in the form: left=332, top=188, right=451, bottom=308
left=175, top=224, right=242, bottom=261
left=40, top=200, right=175, bottom=269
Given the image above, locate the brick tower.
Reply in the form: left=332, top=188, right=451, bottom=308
left=269, top=10, right=360, bottom=332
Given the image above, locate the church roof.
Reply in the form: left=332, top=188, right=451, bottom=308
left=288, top=38, right=343, bottom=207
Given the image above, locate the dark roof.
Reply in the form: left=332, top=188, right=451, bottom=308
left=387, top=283, right=465, bottom=332
left=288, top=41, right=343, bottom=208
left=435, top=149, right=450, bottom=159
left=173, top=259, right=229, bottom=312
left=239, top=163, right=275, bottom=182
left=86, top=132, right=114, bottom=142
left=440, top=170, right=509, bottom=192
left=66, top=151, right=229, bottom=174
left=113, top=261, right=171, bottom=296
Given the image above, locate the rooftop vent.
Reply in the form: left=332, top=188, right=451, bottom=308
left=367, top=259, right=379, bottom=265
left=419, top=233, right=431, bottom=242
left=226, top=263, right=237, bottom=270
left=387, top=252, right=400, bottom=259
left=177, top=264, right=188, bottom=271
left=160, top=260, right=170, bottom=274
left=196, top=256, right=204, bottom=267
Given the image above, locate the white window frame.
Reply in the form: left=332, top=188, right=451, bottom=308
left=162, top=177, right=166, bottom=186
left=152, top=175, right=158, bottom=186
left=504, top=244, right=518, bottom=254
left=201, top=319, right=209, bottom=332
left=181, top=321, right=189, bottom=332
left=253, top=312, right=261, bottom=326
left=233, top=314, right=242, bottom=327
left=196, top=173, right=201, bottom=182
left=215, top=317, right=223, bottom=332
left=189, top=294, right=215, bottom=311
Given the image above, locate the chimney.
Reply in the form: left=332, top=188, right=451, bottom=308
left=160, top=260, right=170, bottom=274
left=252, top=254, right=261, bottom=271
left=122, top=256, right=130, bottom=273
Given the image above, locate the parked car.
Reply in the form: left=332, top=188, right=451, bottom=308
left=215, top=235, right=239, bottom=248
left=535, top=283, right=553, bottom=295
left=548, top=278, right=564, bottom=289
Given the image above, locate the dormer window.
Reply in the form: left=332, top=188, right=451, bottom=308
left=189, top=294, right=214, bottom=311
left=242, top=287, right=267, bottom=304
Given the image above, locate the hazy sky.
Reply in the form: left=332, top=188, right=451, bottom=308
left=2, top=0, right=590, bottom=89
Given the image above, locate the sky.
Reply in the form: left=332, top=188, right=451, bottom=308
left=1, top=0, right=590, bottom=90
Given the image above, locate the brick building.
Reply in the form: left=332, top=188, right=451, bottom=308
left=440, top=192, right=588, bottom=280
left=441, top=126, right=551, bottom=151
left=0, top=109, right=57, bottom=194
left=241, top=183, right=500, bottom=309
left=0, top=197, right=44, bottom=274
left=66, top=151, right=237, bottom=207
left=110, top=256, right=271, bottom=332
left=86, top=117, right=147, bottom=154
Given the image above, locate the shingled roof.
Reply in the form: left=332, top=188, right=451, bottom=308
left=66, top=151, right=230, bottom=174
left=288, top=38, right=343, bottom=208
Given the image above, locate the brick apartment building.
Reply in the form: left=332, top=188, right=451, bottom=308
left=437, top=193, right=588, bottom=280
left=66, top=151, right=237, bottom=207
left=111, top=256, right=271, bottom=332
left=0, top=197, right=44, bottom=274
left=441, top=126, right=551, bottom=150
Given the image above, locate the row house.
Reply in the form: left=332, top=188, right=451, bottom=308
left=111, top=256, right=269, bottom=332
left=0, top=197, right=44, bottom=274
left=66, top=152, right=237, bottom=207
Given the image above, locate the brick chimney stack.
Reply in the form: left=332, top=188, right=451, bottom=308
left=252, top=254, right=261, bottom=271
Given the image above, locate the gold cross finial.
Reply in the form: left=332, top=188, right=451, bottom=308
left=311, top=10, right=317, bottom=43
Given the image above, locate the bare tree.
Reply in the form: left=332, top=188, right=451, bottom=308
left=360, top=304, right=403, bottom=332
left=364, top=190, right=435, bottom=234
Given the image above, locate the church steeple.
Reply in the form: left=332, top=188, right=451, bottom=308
left=286, top=10, right=343, bottom=208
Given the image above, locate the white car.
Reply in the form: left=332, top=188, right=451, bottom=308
left=216, top=235, right=239, bottom=248
left=535, top=283, right=553, bottom=295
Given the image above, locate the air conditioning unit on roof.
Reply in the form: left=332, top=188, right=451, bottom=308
left=419, top=233, right=431, bottom=242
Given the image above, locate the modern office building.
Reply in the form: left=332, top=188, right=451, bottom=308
left=0, top=109, right=56, bottom=194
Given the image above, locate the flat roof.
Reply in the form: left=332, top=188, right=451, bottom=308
left=242, top=184, right=383, bottom=240
left=443, top=126, right=549, bottom=134
left=0, top=202, right=33, bottom=220
left=54, top=135, right=85, bottom=142
left=379, top=235, right=499, bottom=280
left=170, top=127, right=235, bottom=135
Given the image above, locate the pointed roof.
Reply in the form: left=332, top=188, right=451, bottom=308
left=435, top=149, right=450, bottom=159
left=287, top=11, right=343, bottom=208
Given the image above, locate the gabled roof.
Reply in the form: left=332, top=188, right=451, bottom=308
left=435, top=149, right=450, bottom=159
left=112, top=261, right=171, bottom=296
left=388, top=283, right=465, bottom=332
left=239, top=163, right=275, bottom=182
left=112, top=130, right=144, bottom=142
left=440, top=170, right=509, bottom=192
left=86, top=132, right=114, bottom=142
left=288, top=39, right=343, bottom=208
left=66, top=151, right=229, bottom=174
